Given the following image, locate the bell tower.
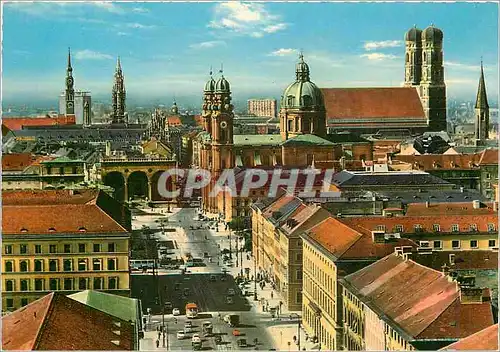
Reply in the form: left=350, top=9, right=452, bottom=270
left=404, top=26, right=422, bottom=86
left=65, top=48, right=75, bottom=116
left=202, top=69, right=216, bottom=134
left=112, top=57, right=126, bottom=124
left=475, top=60, right=489, bottom=145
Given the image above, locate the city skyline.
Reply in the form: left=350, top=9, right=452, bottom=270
left=3, top=1, right=498, bottom=106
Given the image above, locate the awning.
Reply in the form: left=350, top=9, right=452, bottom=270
left=236, top=155, right=243, bottom=167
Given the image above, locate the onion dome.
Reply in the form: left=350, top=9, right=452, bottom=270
left=281, top=54, right=324, bottom=110
left=405, top=25, right=422, bottom=42
left=215, top=75, right=230, bottom=93
left=204, top=76, right=216, bottom=92
left=423, top=24, right=443, bottom=43
left=171, top=101, right=179, bottom=114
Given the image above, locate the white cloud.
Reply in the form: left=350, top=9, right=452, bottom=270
left=190, top=41, right=226, bottom=49
left=360, top=53, right=399, bottom=61
left=90, top=2, right=125, bottom=14
left=132, top=7, right=149, bottom=13
left=125, top=22, right=155, bottom=29
left=116, top=32, right=130, bottom=36
left=445, top=61, right=483, bottom=72
left=363, top=40, right=403, bottom=51
left=269, top=48, right=298, bottom=56
left=209, top=2, right=287, bottom=37
left=74, top=50, right=113, bottom=60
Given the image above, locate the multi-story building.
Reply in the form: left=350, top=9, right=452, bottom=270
left=301, top=217, right=417, bottom=350
left=1, top=189, right=131, bottom=312
left=251, top=192, right=330, bottom=310
left=340, top=252, right=495, bottom=350
left=247, top=98, right=277, bottom=118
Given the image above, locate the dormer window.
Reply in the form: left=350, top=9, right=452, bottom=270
left=48, top=227, right=56, bottom=232
left=375, top=225, right=386, bottom=232
left=20, top=228, right=28, bottom=233
left=287, top=95, right=294, bottom=106
left=414, top=224, right=423, bottom=232
left=433, top=224, right=440, bottom=232
left=451, top=224, right=459, bottom=232
left=469, top=224, right=478, bottom=232
left=78, top=227, right=87, bottom=233
left=487, top=223, right=496, bottom=232
left=394, top=225, right=404, bottom=233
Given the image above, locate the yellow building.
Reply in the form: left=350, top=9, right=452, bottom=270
left=2, top=189, right=131, bottom=313
left=251, top=192, right=329, bottom=311
left=340, top=252, right=495, bottom=350
left=301, top=217, right=418, bottom=350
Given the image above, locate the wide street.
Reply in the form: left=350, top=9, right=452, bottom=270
left=132, top=206, right=306, bottom=351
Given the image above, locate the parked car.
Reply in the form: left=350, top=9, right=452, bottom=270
left=177, top=331, right=186, bottom=339
left=214, top=335, right=222, bottom=344
left=237, top=339, right=248, bottom=348
left=209, top=275, right=216, bottom=282
left=164, top=301, right=173, bottom=310
left=227, top=288, right=235, bottom=296
left=172, top=308, right=181, bottom=316
left=226, top=296, right=234, bottom=304
left=184, top=322, right=193, bottom=333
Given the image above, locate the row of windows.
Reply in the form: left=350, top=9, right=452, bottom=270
left=4, top=258, right=118, bottom=272
left=4, top=276, right=120, bottom=293
left=303, top=306, right=336, bottom=350
left=4, top=242, right=117, bottom=255
left=304, top=272, right=336, bottom=319
left=303, top=247, right=335, bottom=293
left=377, top=223, right=496, bottom=233
left=420, top=239, right=497, bottom=249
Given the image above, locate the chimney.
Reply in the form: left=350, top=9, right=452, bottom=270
left=425, top=201, right=430, bottom=208
left=460, top=186, right=464, bottom=193
left=460, top=287, right=484, bottom=304
left=441, top=263, right=450, bottom=276
left=472, top=200, right=481, bottom=209
left=69, top=189, right=74, bottom=196
left=494, top=202, right=498, bottom=212
left=403, top=252, right=412, bottom=261
left=105, top=141, right=111, bottom=157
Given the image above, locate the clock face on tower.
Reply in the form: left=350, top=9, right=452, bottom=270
left=67, top=102, right=74, bottom=108
left=220, top=121, right=227, bottom=129
left=67, top=77, right=73, bottom=86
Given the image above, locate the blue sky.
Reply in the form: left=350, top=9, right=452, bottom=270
left=2, top=1, right=498, bottom=107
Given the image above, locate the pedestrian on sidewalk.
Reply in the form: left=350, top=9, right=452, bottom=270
left=156, top=339, right=160, bottom=348
left=271, top=291, right=274, bottom=299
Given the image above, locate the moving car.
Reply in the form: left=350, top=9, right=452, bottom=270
left=192, top=334, right=202, bottom=350
left=172, top=308, right=180, bottom=316
left=202, top=321, right=213, bottom=336
left=176, top=331, right=186, bottom=340
left=184, top=322, right=193, bottom=333
left=237, top=339, right=247, bottom=347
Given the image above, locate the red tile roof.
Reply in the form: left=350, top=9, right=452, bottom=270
left=2, top=115, right=76, bottom=131
left=341, top=214, right=498, bottom=235
left=440, top=324, right=498, bottom=350
left=2, top=189, right=99, bottom=206
left=412, top=251, right=498, bottom=271
left=342, top=254, right=494, bottom=340
left=167, top=115, right=182, bottom=126
left=2, top=153, right=35, bottom=171
left=321, top=87, right=425, bottom=120
left=2, top=292, right=134, bottom=350
left=194, top=115, right=204, bottom=127
left=478, top=148, right=499, bottom=165
left=394, top=149, right=498, bottom=170
left=405, top=202, right=497, bottom=216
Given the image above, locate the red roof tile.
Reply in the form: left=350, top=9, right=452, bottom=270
left=2, top=115, right=76, bottom=131
left=321, top=87, right=425, bottom=120
left=478, top=149, right=499, bottom=165
left=440, top=324, right=498, bottom=350
left=405, top=202, right=497, bottom=216
left=394, top=149, right=498, bottom=170
left=412, top=251, right=498, bottom=271
left=167, top=116, right=182, bottom=126
left=2, top=153, right=35, bottom=171
left=2, top=189, right=99, bottom=206
left=2, top=292, right=134, bottom=350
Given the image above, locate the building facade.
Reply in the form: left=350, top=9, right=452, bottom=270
left=1, top=190, right=131, bottom=312
left=248, top=98, right=277, bottom=118
left=59, top=91, right=92, bottom=126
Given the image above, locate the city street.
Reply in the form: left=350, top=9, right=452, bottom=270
left=132, top=207, right=315, bottom=351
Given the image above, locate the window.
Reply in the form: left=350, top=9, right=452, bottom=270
left=107, top=258, right=117, bottom=270
left=296, top=291, right=303, bottom=304
left=287, top=119, right=293, bottom=132
left=64, top=244, right=71, bottom=253
left=63, top=259, right=72, bottom=271
left=78, top=243, right=86, bottom=253
left=108, top=243, right=116, bottom=252
left=20, top=244, right=28, bottom=254
left=34, top=260, right=43, bottom=272
left=488, top=223, right=496, bottom=232
left=486, top=173, right=491, bottom=180
left=433, top=224, right=440, bottom=232
left=93, top=277, right=103, bottom=290
left=5, top=261, right=14, bottom=272
left=20, top=279, right=29, bottom=291
left=49, top=279, right=58, bottom=291
left=35, top=279, right=44, bottom=291
left=376, top=225, right=386, bottom=231
left=296, top=270, right=303, bottom=281
left=433, top=240, right=442, bottom=249
left=34, top=245, right=42, bottom=254
left=451, top=224, right=459, bottom=232
left=93, top=258, right=102, bottom=271
left=5, top=280, right=14, bottom=291
left=78, top=259, right=87, bottom=271
left=64, top=278, right=73, bottom=290
left=93, top=244, right=101, bottom=253
left=5, top=245, right=12, bottom=254
left=395, top=225, right=404, bottom=233
left=452, top=240, right=460, bottom=249
left=489, top=239, right=496, bottom=248
left=49, top=244, right=57, bottom=253
left=49, top=260, right=58, bottom=271
left=414, top=224, right=423, bottom=232
left=21, top=298, right=28, bottom=307
left=470, top=224, right=478, bottom=232
left=108, top=277, right=118, bottom=289
left=79, top=278, right=87, bottom=290
left=470, top=240, right=478, bottom=249
left=20, top=261, right=29, bottom=272
left=419, top=241, right=430, bottom=248
left=6, top=298, right=14, bottom=309
left=296, top=253, right=303, bottom=262
left=59, top=167, right=65, bottom=175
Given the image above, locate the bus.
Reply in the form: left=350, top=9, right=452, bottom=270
left=185, top=303, right=199, bottom=319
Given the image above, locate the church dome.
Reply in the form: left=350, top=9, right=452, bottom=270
left=204, top=77, right=216, bottom=92
left=215, top=75, right=230, bottom=93
left=405, top=26, right=422, bottom=42
left=171, top=102, right=179, bottom=114
left=281, top=54, right=324, bottom=110
left=423, top=25, right=443, bottom=43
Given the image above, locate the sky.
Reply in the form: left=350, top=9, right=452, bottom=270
left=2, top=1, right=498, bottom=108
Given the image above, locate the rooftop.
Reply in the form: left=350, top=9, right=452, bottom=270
left=2, top=292, right=134, bottom=350
left=440, top=324, right=498, bottom=350
left=332, top=170, right=451, bottom=187
left=233, top=134, right=282, bottom=146
left=2, top=153, right=34, bottom=171
left=281, top=134, right=334, bottom=147
left=405, top=202, right=497, bottom=216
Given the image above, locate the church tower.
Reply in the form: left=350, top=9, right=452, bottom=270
left=404, top=26, right=422, bottom=86
left=210, top=69, right=234, bottom=171
left=420, top=25, right=447, bottom=131
left=475, top=61, right=489, bottom=144
left=112, top=57, right=126, bottom=124
left=279, top=54, right=326, bottom=140
left=202, top=69, right=216, bottom=134
left=65, top=48, right=75, bottom=116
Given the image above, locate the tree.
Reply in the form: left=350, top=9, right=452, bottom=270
left=228, top=217, right=247, bottom=231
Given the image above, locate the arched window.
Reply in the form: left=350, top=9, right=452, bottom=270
left=6, top=280, right=14, bottom=291
left=20, top=261, right=28, bottom=272
left=406, top=53, right=409, bottom=63
left=34, top=260, right=43, bottom=272
left=287, top=95, right=295, bottom=106
left=423, top=52, right=427, bottom=63
left=302, top=95, right=313, bottom=107
left=5, top=262, right=13, bottom=272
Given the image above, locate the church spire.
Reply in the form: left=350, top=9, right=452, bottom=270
left=112, top=56, right=126, bottom=124
left=67, top=47, right=72, bottom=73
left=475, top=59, right=489, bottom=109
left=65, top=47, right=75, bottom=115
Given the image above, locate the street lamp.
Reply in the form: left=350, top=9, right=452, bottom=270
left=253, top=254, right=258, bottom=301
left=229, top=230, right=233, bottom=259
